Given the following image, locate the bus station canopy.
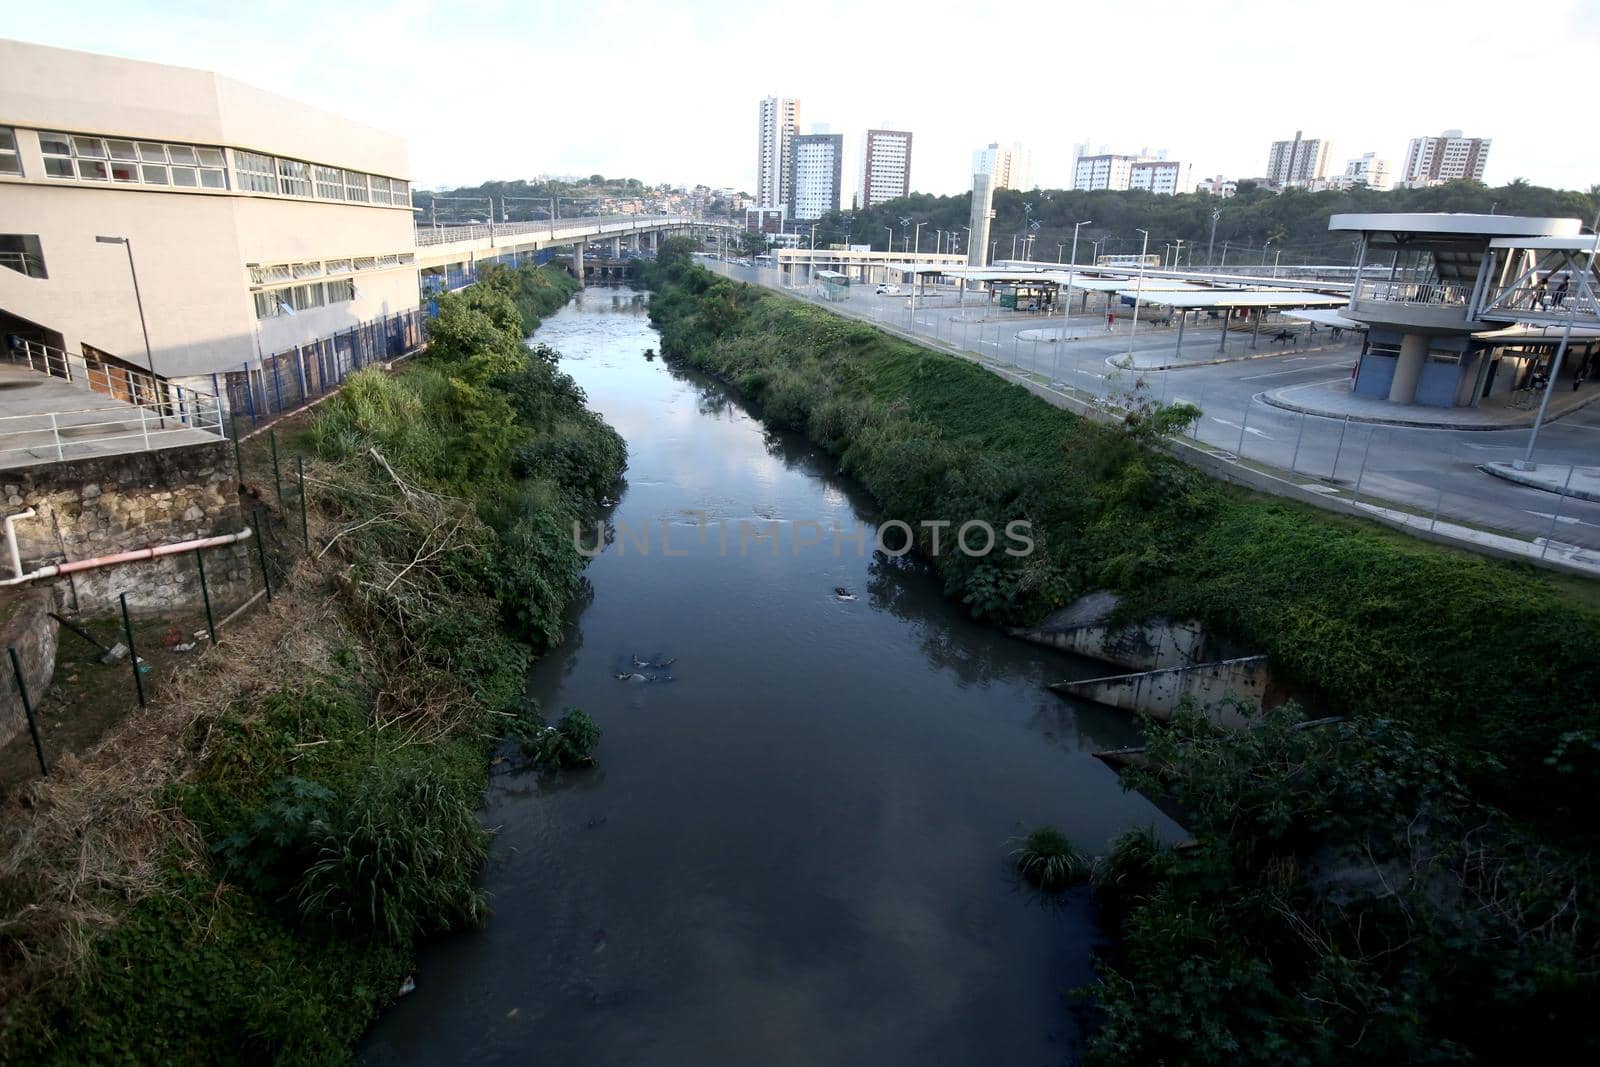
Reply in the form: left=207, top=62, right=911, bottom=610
left=1283, top=308, right=1366, bottom=329
left=1120, top=290, right=1350, bottom=310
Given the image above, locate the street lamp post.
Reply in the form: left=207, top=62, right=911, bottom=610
left=1272, top=249, right=1282, bottom=278
left=914, top=221, right=926, bottom=254
left=1174, top=238, right=1185, bottom=269
left=1125, top=228, right=1151, bottom=360
left=1063, top=220, right=1092, bottom=324
left=95, top=236, right=155, bottom=376
left=885, top=226, right=895, bottom=252
left=1207, top=207, right=1221, bottom=265
left=1262, top=238, right=1274, bottom=267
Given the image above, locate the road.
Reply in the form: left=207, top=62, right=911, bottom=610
left=707, top=260, right=1600, bottom=555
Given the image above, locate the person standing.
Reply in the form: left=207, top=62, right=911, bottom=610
left=1106, top=310, right=1116, bottom=332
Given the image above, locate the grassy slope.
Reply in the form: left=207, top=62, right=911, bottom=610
left=0, top=266, right=621, bottom=1063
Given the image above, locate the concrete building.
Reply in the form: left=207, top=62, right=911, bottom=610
left=786, top=132, right=842, bottom=222
left=1197, top=175, right=1238, bottom=198
left=745, top=207, right=786, bottom=234
left=0, top=38, right=417, bottom=395
left=859, top=129, right=912, bottom=208
left=1402, top=130, right=1491, bottom=187
left=1266, top=131, right=1331, bottom=187
left=1073, top=154, right=1137, bottom=192
left=756, top=96, right=800, bottom=208
left=1129, top=160, right=1195, bottom=196
left=973, top=142, right=1032, bottom=192
left=1342, top=152, right=1393, bottom=190
left=1331, top=212, right=1588, bottom=409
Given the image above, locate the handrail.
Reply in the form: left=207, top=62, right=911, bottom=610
left=1354, top=280, right=1475, bottom=307
left=412, top=214, right=700, bottom=247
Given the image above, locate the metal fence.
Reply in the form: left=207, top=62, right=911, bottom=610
left=219, top=308, right=426, bottom=430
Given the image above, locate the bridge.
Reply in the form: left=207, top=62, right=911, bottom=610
left=412, top=214, right=738, bottom=287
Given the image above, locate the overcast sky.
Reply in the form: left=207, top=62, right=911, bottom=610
left=9, top=0, right=1598, bottom=195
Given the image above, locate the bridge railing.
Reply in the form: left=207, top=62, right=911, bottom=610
left=413, top=214, right=699, bottom=248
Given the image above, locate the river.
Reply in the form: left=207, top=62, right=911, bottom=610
left=359, top=285, right=1178, bottom=1066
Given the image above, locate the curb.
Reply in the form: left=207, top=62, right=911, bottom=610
left=1260, top=385, right=1600, bottom=431
left=1478, top=463, right=1600, bottom=503
left=1111, top=341, right=1349, bottom=373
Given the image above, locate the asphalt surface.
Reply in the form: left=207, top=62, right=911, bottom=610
left=709, top=261, right=1600, bottom=553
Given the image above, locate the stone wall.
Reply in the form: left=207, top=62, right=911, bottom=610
left=2, top=441, right=254, bottom=616
left=0, top=586, right=58, bottom=750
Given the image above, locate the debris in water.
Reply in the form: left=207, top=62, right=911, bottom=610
left=397, top=976, right=416, bottom=997
left=834, top=587, right=856, bottom=601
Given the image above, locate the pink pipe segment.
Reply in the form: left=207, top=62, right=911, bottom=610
left=52, top=527, right=254, bottom=575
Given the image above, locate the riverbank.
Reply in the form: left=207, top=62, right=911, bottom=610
left=644, top=243, right=1600, bottom=1062
left=0, top=265, right=626, bottom=1062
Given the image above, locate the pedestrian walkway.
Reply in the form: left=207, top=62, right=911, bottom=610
left=0, top=362, right=219, bottom=469
left=1480, top=461, right=1600, bottom=502
left=1263, top=375, right=1600, bottom=430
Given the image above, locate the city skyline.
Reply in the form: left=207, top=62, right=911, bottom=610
left=4, top=0, right=1597, bottom=195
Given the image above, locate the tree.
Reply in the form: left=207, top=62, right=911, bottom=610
left=737, top=231, right=768, bottom=258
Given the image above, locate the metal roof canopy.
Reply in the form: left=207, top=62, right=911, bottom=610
left=1329, top=213, right=1581, bottom=239
left=1121, top=290, right=1349, bottom=310
left=1486, top=235, right=1600, bottom=250
left=1284, top=308, right=1367, bottom=330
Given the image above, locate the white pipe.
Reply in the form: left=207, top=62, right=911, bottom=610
left=4, top=508, right=35, bottom=580
left=0, top=516, right=253, bottom=587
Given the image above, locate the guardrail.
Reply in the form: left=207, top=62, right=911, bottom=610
left=412, top=214, right=700, bottom=247
left=1354, top=280, right=1475, bottom=307
left=0, top=250, right=46, bottom=278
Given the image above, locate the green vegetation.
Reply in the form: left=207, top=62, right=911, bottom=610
left=645, top=243, right=1600, bottom=1063
left=806, top=179, right=1599, bottom=264
left=1011, top=827, right=1092, bottom=891
left=2, top=264, right=624, bottom=1063
left=517, top=707, right=602, bottom=768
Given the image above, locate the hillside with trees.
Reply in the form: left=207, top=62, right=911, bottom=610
left=808, top=180, right=1599, bottom=267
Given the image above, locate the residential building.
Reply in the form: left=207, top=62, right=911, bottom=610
left=858, top=128, right=912, bottom=208
left=1128, top=160, right=1194, bottom=196
left=1266, top=131, right=1331, bottom=186
left=1343, top=152, right=1393, bottom=190
left=1073, top=154, right=1137, bottom=191
left=1197, top=175, right=1238, bottom=198
left=786, top=132, right=842, bottom=222
left=756, top=96, right=800, bottom=208
left=745, top=206, right=786, bottom=234
left=973, top=141, right=1032, bottom=191
left=1401, top=130, right=1491, bottom=186
left=0, top=38, right=417, bottom=394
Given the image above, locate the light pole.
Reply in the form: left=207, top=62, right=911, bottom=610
left=1125, top=228, right=1151, bottom=360
left=884, top=226, right=895, bottom=252
left=1062, top=220, right=1092, bottom=324
left=95, top=236, right=155, bottom=376
left=1057, top=242, right=1066, bottom=264
left=1207, top=207, right=1221, bottom=265
left=914, top=221, right=926, bottom=254
left=1174, top=238, right=1185, bottom=270
left=1261, top=238, right=1274, bottom=267
left=1272, top=249, right=1282, bottom=278
left=900, top=216, right=912, bottom=254
left=1521, top=213, right=1600, bottom=469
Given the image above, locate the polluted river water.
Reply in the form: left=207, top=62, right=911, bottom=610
left=359, top=285, right=1179, bottom=1066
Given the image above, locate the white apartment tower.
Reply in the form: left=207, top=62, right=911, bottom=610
left=859, top=129, right=912, bottom=208
left=1266, top=131, right=1331, bottom=186
left=1129, top=160, right=1194, bottom=196
left=1402, top=131, right=1491, bottom=186
left=786, top=132, right=842, bottom=222
left=1343, top=152, right=1393, bottom=190
left=1073, top=154, right=1137, bottom=191
left=757, top=96, right=800, bottom=208
left=972, top=142, right=1032, bottom=191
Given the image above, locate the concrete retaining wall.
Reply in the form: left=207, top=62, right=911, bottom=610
left=0, top=586, right=58, bottom=749
left=2, top=441, right=253, bottom=616
left=1009, top=590, right=1218, bottom=671
left=1050, top=655, right=1274, bottom=728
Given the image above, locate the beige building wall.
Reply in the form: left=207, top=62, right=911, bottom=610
left=0, top=38, right=416, bottom=383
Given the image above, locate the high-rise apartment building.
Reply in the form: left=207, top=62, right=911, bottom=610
left=972, top=142, right=1032, bottom=191
left=1128, top=159, right=1194, bottom=196
left=1266, top=131, right=1331, bottom=186
left=756, top=96, right=800, bottom=208
left=786, top=132, right=842, bottom=222
left=1073, top=154, right=1137, bottom=191
left=858, top=129, right=912, bottom=208
left=1343, top=152, right=1392, bottom=190
left=1401, top=131, right=1491, bottom=186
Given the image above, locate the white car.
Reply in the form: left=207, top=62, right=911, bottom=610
left=875, top=284, right=902, bottom=295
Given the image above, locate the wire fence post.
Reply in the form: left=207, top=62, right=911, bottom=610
left=1289, top=411, right=1308, bottom=473
left=1430, top=484, right=1445, bottom=532
left=1353, top=428, right=1377, bottom=504
left=232, top=429, right=245, bottom=488
left=252, top=507, right=273, bottom=602
left=297, top=456, right=310, bottom=552
left=1331, top=416, right=1350, bottom=480
left=1541, top=464, right=1579, bottom=559
left=8, top=646, right=48, bottom=775
left=1235, top=398, right=1252, bottom=457
left=195, top=547, right=217, bottom=645
left=270, top=430, right=284, bottom=509
left=119, top=592, right=145, bottom=708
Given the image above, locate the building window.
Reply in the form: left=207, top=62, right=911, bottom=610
left=277, top=158, right=312, bottom=197
left=326, top=278, right=355, bottom=303
left=324, top=258, right=352, bottom=275
left=288, top=282, right=325, bottom=311
left=314, top=164, right=343, bottom=200
left=389, top=179, right=410, bottom=207
left=368, top=177, right=391, bottom=206
left=37, top=131, right=227, bottom=189
left=0, top=128, right=19, bottom=175
left=236, top=150, right=278, bottom=193
left=343, top=170, right=369, bottom=202
left=292, top=261, right=324, bottom=279
left=253, top=291, right=280, bottom=319
left=0, top=234, right=47, bottom=279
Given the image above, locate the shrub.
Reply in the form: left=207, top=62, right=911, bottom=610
left=520, top=708, right=602, bottom=768
left=1011, top=827, right=1093, bottom=891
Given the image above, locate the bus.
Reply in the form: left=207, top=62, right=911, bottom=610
left=816, top=269, right=851, bottom=302
left=1096, top=254, right=1163, bottom=269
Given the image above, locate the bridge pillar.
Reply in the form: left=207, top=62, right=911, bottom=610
left=573, top=243, right=585, bottom=284
left=610, top=236, right=621, bottom=257
left=1389, top=332, right=1427, bottom=403
left=630, top=233, right=640, bottom=252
